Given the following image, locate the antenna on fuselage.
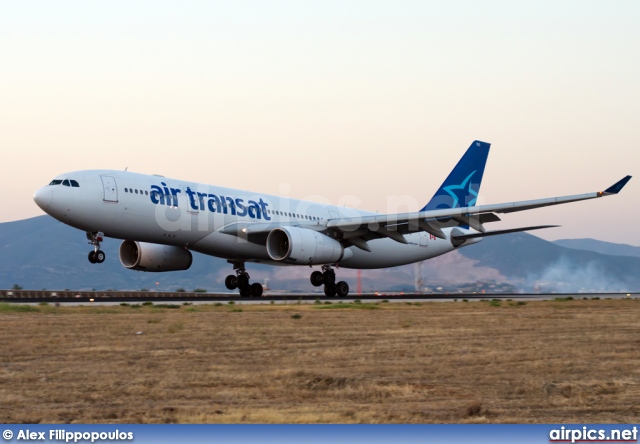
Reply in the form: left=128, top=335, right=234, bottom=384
left=124, top=167, right=128, bottom=171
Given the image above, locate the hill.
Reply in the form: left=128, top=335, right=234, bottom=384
left=1, top=216, right=639, bottom=292
left=553, top=238, right=640, bottom=258
left=459, top=232, right=640, bottom=292
left=0, top=216, right=229, bottom=291
left=0, top=216, right=411, bottom=292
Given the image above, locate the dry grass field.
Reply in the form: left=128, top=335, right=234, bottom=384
left=0, top=298, right=638, bottom=424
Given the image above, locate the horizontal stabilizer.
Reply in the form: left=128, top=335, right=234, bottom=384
left=451, top=225, right=559, bottom=241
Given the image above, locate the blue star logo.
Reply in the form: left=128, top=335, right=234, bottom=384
left=443, top=171, right=478, bottom=208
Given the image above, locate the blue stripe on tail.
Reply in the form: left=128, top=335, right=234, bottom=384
left=421, top=140, right=491, bottom=211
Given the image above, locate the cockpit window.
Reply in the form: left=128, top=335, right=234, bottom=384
left=51, top=179, right=79, bottom=187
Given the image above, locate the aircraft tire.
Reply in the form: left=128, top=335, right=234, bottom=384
left=88, top=251, right=97, bottom=264
left=95, top=250, right=106, bottom=263
left=336, top=281, right=349, bottom=297
left=225, top=275, right=238, bottom=290
left=250, top=283, right=263, bottom=297
left=324, top=283, right=337, bottom=297
left=239, top=287, right=252, bottom=297
left=237, top=274, right=249, bottom=288
left=322, top=271, right=336, bottom=285
left=310, top=271, right=324, bottom=287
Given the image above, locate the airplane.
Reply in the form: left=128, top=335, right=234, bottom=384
left=32, top=140, right=631, bottom=297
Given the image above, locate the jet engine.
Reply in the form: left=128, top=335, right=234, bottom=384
left=119, top=240, right=193, bottom=272
left=266, top=227, right=347, bottom=265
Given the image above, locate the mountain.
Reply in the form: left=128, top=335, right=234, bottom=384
left=459, top=233, right=640, bottom=292
left=553, top=238, right=640, bottom=258
left=1, top=216, right=639, bottom=292
left=0, top=216, right=229, bottom=291
left=0, top=216, right=416, bottom=292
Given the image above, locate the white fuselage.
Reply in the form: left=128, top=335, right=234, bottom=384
left=34, top=170, right=477, bottom=269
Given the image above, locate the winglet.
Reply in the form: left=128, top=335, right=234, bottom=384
left=603, top=175, right=632, bottom=195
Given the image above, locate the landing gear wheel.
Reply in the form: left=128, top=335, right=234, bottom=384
left=336, top=281, right=349, bottom=297
left=324, top=283, right=337, bottom=297
left=227, top=260, right=258, bottom=298
left=225, top=275, right=238, bottom=290
left=94, top=250, right=106, bottom=263
left=250, top=283, right=263, bottom=297
left=237, top=274, right=249, bottom=288
left=322, top=271, right=336, bottom=285
left=310, top=271, right=324, bottom=287
left=86, top=231, right=105, bottom=264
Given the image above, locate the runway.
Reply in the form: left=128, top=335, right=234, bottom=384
left=1, top=289, right=637, bottom=304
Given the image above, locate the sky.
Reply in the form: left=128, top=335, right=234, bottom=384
left=1, top=1, right=639, bottom=244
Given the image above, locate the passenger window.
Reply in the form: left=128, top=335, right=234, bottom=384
left=145, top=191, right=148, bottom=195
left=62, top=179, right=70, bottom=186
left=70, top=180, right=79, bottom=187
left=124, top=188, right=128, bottom=193
left=135, top=189, right=139, bottom=194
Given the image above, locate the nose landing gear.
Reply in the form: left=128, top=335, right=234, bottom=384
left=225, top=261, right=263, bottom=297
left=87, top=232, right=106, bottom=264
left=310, top=265, right=349, bottom=297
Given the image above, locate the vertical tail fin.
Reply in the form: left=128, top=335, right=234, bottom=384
left=421, top=140, right=491, bottom=211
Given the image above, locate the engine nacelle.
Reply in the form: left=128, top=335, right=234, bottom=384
left=119, top=241, right=193, bottom=272
left=266, top=227, right=345, bottom=265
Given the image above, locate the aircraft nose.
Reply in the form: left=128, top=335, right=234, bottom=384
left=33, top=186, right=53, bottom=210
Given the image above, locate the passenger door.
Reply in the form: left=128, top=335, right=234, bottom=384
left=101, top=176, right=118, bottom=202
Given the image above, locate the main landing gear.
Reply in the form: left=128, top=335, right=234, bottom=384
left=310, top=265, right=349, bottom=297
left=224, top=261, right=263, bottom=297
left=86, top=231, right=106, bottom=264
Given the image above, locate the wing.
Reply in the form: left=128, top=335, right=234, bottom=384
left=216, top=176, right=631, bottom=251
left=325, top=175, right=632, bottom=249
